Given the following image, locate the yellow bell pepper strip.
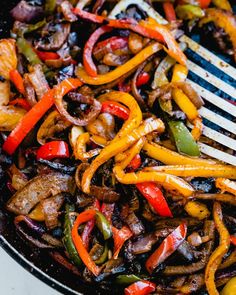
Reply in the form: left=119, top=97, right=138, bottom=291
left=144, top=164, right=236, bottom=179
left=75, top=43, right=162, bottom=85
left=28, top=203, right=45, bottom=221
left=176, top=5, right=205, bottom=20
left=81, top=118, right=165, bottom=194
left=143, top=141, right=216, bottom=166
left=212, top=0, right=232, bottom=12
left=191, top=117, right=203, bottom=141
left=113, top=166, right=194, bottom=198
left=117, top=137, right=146, bottom=169
left=74, top=132, right=101, bottom=162
left=184, top=201, right=210, bottom=220
left=71, top=209, right=101, bottom=276
left=171, top=64, right=188, bottom=83
left=90, top=135, right=107, bottom=147
left=205, top=202, right=230, bottom=295
left=112, top=226, right=133, bottom=259
left=172, top=88, right=198, bottom=122
left=199, top=8, right=236, bottom=62
left=98, top=91, right=142, bottom=142
left=3, top=78, right=83, bottom=155
left=215, top=178, right=236, bottom=196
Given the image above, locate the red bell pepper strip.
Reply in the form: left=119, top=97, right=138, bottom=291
left=136, top=72, right=150, bottom=87
left=83, top=26, right=112, bottom=77
left=136, top=182, right=173, bottom=218
left=81, top=199, right=100, bottom=250
left=124, top=280, right=156, bottom=295
left=71, top=209, right=101, bottom=276
left=73, top=9, right=186, bottom=65
left=73, top=8, right=105, bottom=23
left=36, top=141, right=70, bottom=160
left=9, top=98, right=31, bottom=111
left=3, top=78, right=83, bottom=155
left=145, top=223, right=187, bottom=274
left=35, top=49, right=60, bottom=61
left=112, top=226, right=133, bottom=259
left=101, top=101, right=130, bottom=120
left=9, top=69, right=25, bottom=95
left=163, top=2, right=176, bottom=22
left=230, top=235, right=236, bottom=246
left=93, top=36, right=128, bottom=58
left=127, top=154, right=142, bottom=171
left=198, top=0, right=211, bottom=9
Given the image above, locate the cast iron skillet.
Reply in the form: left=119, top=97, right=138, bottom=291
left=0, top=2, right=235, bottom=295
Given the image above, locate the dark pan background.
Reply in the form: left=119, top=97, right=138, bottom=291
left=0, top=1, right=235, bottom=295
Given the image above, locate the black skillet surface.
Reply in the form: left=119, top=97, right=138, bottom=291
left=0, top=1, right=235, bottom=295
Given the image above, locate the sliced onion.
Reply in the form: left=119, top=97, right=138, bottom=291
left=11, top=1, right=43, bottom=23
left=28, top=65, right=49, bottom=99
left=55, top=86, right=101, bottom=126
left=61, top=1, right=78, bottom=22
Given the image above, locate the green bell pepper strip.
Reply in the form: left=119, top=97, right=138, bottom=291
left=95, top=212, right=112, bottom=240
left=17, top=20, right=47, bottom=37
left=115, top=274, right=142, bottom=285
left=17, top=37, right=49, bottom=73
left=176, top=5, right=205, bottom=20
left=168, top=120, right=200, bottom=157
left=62, top=204, right=82, bottom=267
left=95, top=242, right=109, bottom=265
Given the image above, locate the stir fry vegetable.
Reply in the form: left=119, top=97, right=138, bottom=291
left=1, top=0, right=236, bottom=294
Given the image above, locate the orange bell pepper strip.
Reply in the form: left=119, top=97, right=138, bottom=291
left=144, top=164, right=236, bottom=179
left=76, top=42, right=162, bottom=85
left=3, top=78, right=82, bottom=155
left=171, top=64, right=188, bottom=83
left=205, top=202, right=230, bottom=295
left=163, top=2, right=177, bottom=22
left=143, top=142, right=216, bottom=166
left=139, top=17, right=187, bottom=66
left=112, top=226, right=133, bottom=259
left=81, top=118, right=165, bottom=194
left=198, top=0, right=211, bottom=9
left=83, top=26, right=112, bottom=77
left=9, top=69, right=25, bottom=95
left=71, top=209, right=101, bottom=276
left=215, top=178, right=236, bottom=196
left=212, top=0, right=232, bottom=11
left=191, top=117, right=203, bottom=141
left=146, top=223, right=187, bottom=273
